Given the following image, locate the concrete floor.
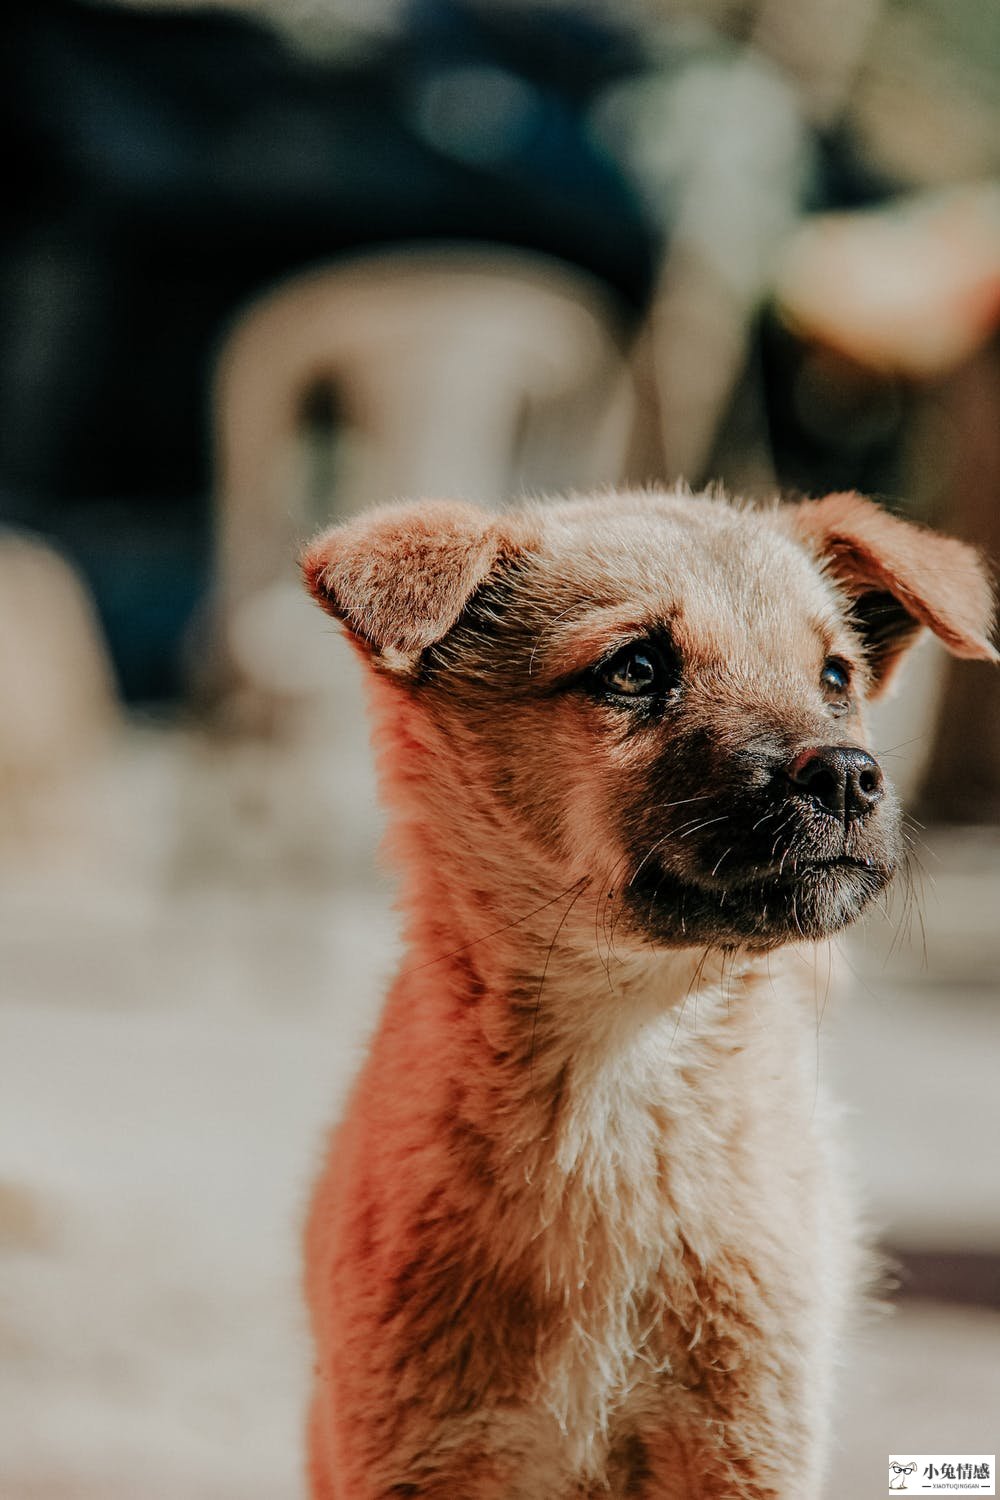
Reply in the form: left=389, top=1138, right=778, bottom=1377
left=1, top=713, right=997, bottom=1499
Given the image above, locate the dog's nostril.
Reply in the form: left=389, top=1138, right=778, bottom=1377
left=784, top=746, right=884, bottom=822
left=803, top=764, right=839, bottom=806
left=786, top=750, right=844, bottom=815
left=849, top=755, right=884, bottom=816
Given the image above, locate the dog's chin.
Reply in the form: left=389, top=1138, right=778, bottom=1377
left=626, top=857, right=896, bottom=952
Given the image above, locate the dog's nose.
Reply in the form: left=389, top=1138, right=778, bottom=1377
left=784, top=746, right=884, bottom=821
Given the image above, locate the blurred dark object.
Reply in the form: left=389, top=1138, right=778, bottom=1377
left=757, top=186, right=1000, bottom=502
left=747, top=315, right=908, bottom=500
left=918, top=336, right=1000, bottom=823
left=0, top=0, right=654, bottom=699
left=894, top=1247, right=1000, bottom=1312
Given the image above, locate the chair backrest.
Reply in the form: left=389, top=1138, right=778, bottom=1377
left=209, top=248, right=635, bottom=719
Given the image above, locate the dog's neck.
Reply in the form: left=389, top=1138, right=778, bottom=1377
left=386, top=844, right=817, bottom=1286
left=392, top=809, right=786, bottom=1102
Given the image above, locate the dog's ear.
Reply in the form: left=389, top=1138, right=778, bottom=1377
left=301, top=500, right=515, bottom=673
left=793, top=491, right=997, bottom=693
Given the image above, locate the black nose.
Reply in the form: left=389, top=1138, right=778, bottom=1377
left=784, top=746, right=885, bottom=821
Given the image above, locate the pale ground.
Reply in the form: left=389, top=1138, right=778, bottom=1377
left=1, top=666, right=998, bottom=1499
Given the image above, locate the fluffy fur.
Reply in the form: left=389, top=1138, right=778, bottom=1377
left=300, top=488, right=995, bottom=1499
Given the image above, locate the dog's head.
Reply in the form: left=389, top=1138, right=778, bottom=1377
left=303, top=490, right=995, bottom=952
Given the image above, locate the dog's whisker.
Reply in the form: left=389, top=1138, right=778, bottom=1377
left=875, top=734, right=927, bottom=757
left=666, top=973, right=698, bottom=1057
left=901, top=817, right=939, bottom=865
left=526, top=603, right=586, bottom=677
left=529, top=881, right=591, bottom=1076
left=593, top=867, right=629, bottom=991
left=891, top=845, right=928, bottom=971
left=626, top=833, right=677, bottom=890
left=765, top=811, right=798, bottom=865
left=676, top=815, right=729, bottom=841
left=628, top=816, right=730, bottom=895
left=652, top=794, right=713, bottom=812
left=809, top=940, right=835, bottom=1120
left=775, top=820, right=802, bottom=875
left=830, top=934, right=883, bottom=1004
left=596, top=849, right=643, bottom=972
left=401, top=877, right=590, bottom=980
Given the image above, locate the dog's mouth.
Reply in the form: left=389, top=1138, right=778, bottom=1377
left=624, top=846, right=896, bottom=950
left=792, top=855, right=884, bottom=874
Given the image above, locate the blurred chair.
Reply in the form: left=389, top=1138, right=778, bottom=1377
left=210, top=248, right=634, bottom=727
left=599, top=48, right=810, bottom=491
left=0, top=532, right=119, bottom=864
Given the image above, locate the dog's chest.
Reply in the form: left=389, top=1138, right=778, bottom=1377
left=522, top=1007, right=822, bottom=1481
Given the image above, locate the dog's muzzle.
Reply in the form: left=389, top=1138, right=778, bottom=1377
left=623, top=740, right=899, bottom=948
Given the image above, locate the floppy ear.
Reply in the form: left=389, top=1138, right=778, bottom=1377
left=793, top=491, right=997, bottom=693
left=301, top=500, right=513, bottom=674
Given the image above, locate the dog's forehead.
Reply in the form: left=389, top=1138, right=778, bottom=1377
left=530, top=500, right=839, bottom=644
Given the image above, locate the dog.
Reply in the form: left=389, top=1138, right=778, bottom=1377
left=300, top=488, right=996, bottom=1499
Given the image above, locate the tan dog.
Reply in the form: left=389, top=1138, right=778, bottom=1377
left=300, top=489, right=996, bottom=1500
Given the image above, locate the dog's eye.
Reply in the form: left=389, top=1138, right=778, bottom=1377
left=820, top=657, right=851, bottom=695
left=598, top=642, right=676, bottom=698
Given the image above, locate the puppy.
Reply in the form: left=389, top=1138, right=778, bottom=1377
left=300, top=488, right=996, bottom=1500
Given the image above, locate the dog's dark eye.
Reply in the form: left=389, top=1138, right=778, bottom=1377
left=820, top=658, right=851, bottom=695
left=598, top=642, right=676, bottom=698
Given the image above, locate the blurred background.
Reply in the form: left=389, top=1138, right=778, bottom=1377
left=0, top=0, right=998, bottom=1494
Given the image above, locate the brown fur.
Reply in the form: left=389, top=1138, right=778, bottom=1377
left=300, top=488, right=995, bottom=1499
